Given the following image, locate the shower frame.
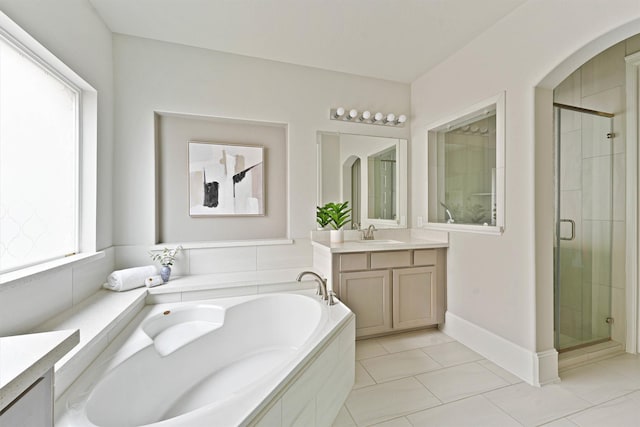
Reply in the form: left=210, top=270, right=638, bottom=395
left=553, top=102, right=615, bottom=352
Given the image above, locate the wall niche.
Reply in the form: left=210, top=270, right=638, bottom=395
left=155, top=112, right=288, bottom=243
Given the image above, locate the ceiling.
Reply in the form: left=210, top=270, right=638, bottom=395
left=88, top=0, right=527, bottom=83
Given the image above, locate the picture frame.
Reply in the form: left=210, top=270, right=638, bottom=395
left=188, top=141, right=265, bottom=216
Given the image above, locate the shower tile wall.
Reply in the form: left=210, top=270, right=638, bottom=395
left=554, top=38, right=636, bottom=345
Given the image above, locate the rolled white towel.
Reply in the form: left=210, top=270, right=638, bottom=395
left=104, top=265, right=158, bottom=292
left=145, top=275, right=164, bottom=288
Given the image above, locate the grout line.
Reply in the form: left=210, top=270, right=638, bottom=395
left=411, top=374, right=444, bottom=405
left=375, top=415, right=412, bottom=426
left=355, top=360, right=377, bottom=387
left=541, top=404, right=595, bottom=426
left=341, top=404, right=357, bottom=427
left=406, top=391, right=526, bottom=425
left=418, top=352, right=484, bottom=369
left=576, top=388, right=640, bottom=411
left=421, top=381, right=515, bottom=406
left=476, top=393, right=525, bottom=426
left=397, top=384, right=526, bottom=426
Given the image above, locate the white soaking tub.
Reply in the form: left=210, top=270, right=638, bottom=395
left=56, top=291, right=355, bottom=427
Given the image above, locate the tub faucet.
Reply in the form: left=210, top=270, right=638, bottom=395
left=327, top=290, right=338, bottom=306
left=440, top=202, right=455, bottom=224
left=362, top=224, right=377, bottom=240
left=296, top=271, right=328, bottom=301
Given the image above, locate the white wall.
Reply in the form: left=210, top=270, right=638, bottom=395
left=412, top=0, right=640, bottom=384
left=320, top=133, right=341, bottom=204
left=0, top=0, right=114, bottom=336
left=112, top=34, right=410, bottom=271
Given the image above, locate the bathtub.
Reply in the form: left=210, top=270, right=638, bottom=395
left=55, top=291, right=355, bottom=427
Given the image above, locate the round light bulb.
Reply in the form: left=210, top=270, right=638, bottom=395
left=374, top=112, right=383, bottom=122
left=397, top=114, right=407, bottom=124
left=360, top=110, right=371, bottom=121
left=348, top=109, right=358, bottom=119
left=386, top=113, right=396, bottom=123
left=334, top=107, right=345, bottom=119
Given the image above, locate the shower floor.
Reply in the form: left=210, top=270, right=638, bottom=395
left=559, top=340, right=624, bottom=372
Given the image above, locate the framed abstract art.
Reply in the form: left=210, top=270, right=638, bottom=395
left=188, top=141, right=265, bottom=216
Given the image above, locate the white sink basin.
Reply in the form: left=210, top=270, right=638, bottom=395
left=350, top=239, right=403, bottom=244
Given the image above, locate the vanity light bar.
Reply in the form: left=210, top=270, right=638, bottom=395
left=330, top=107, right=407, bottom=127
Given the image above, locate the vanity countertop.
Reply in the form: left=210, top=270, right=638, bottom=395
left=0, top=329, right=79, bottom=411
left=311, top=237, right=448, bottom=254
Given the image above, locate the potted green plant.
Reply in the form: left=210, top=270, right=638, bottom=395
left=149, top=245, right=183, bottom=282
left=316, top=205, right=331, bottom=230
left=324, top=201, right=351, bottom=243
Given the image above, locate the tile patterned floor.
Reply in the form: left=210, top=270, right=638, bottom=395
left=332, top=329, right=640, bottom=427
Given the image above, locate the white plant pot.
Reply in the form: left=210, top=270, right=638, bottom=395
left=330, top=229, right=344, bottom=243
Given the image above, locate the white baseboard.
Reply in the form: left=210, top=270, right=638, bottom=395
left=534, top=348, right=561, bottom=386
left=441, top=311, right=559, bottom=386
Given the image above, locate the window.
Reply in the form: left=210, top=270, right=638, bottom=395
left=427, top=92, right=505, bottom=233
left=0, top=13, right=97, bottom=275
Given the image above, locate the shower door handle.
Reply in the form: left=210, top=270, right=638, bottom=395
left=559, top=219, right=576, bottom=241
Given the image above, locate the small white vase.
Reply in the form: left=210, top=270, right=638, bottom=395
left=330, top=229, right=344, bottom=243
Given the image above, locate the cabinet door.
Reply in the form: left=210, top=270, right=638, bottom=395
left=340, top=270, right=392, bottom=337
left=392, top=267, right=437, bottom=330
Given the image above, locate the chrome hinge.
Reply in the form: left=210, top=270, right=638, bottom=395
left=605, top=317, right=614, bottom=324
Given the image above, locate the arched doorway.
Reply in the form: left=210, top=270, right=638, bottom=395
left=535, top=22, right=640, bottom=376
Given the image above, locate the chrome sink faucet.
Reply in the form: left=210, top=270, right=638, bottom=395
left=296, top=271, right=328, bottom=302
left=362, top=224, right=377, bottom=240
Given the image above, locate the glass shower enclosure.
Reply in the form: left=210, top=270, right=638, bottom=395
left=554, top=103, right=614, bottom=352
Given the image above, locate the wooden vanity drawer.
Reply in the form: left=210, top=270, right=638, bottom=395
left=339, top=253, right=368, bottom=272
left=370, top=251, right=411, bottom=269
left=413, top=249, right=437, bottom=266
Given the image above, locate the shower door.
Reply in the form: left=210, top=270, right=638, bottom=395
left=554, top=104, right=614, bottom=351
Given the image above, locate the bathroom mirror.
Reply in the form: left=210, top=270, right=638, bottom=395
left=317, top=132, right=407, bottom=229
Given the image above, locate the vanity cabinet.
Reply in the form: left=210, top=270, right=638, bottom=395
left=335, top=248, right=446, bottom=338
left=0, top=370, right=53, bottom=427
left=0, top=330, right=78, bottom=427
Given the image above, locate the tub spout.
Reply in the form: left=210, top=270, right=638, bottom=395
left=327, top=290, right=338, bottom=306
left=296, top=271, right=328, bottom=301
